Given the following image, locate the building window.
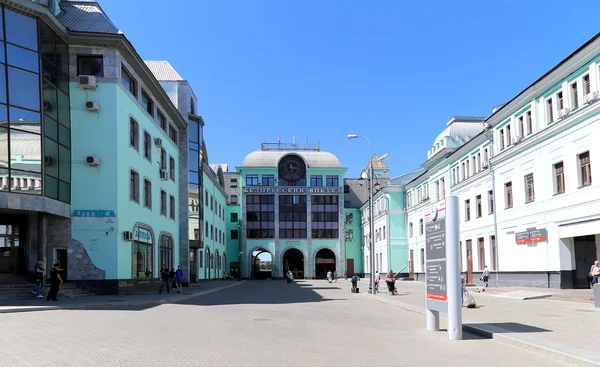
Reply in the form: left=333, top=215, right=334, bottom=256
left=476, top=195, right=482, bottom=218
left=490, top=235, right=496, bottom=270
left=143, top=179, right=152, bottom=209
left=159, top=235, right=174, bottom=270
left=506, top=124, right=512, bottom=145
left=571, top=82, right=579, bottom=109
left=557, top=91, right=564, bottom=111
left=524, top=173, right=535, bottom=203
left=262, top=174, right=274, bottom=186
left=488, top=190, right=494, bottom=214
left=499, top=129, right=505, bottom=150
left=169, top=156, right=175, bottom=181
left=205, top=221, right=208, bottom=237
left=518, top=116, right=524, bottom=138
left=158, top=110, right=167, bottom=131
left=464, top=199, right=470, bottom=221
left=160, top=190, right=167, bottom=216
left=246, top=195, right=275, bottom=238
left=210, top=225, right=214, bottom=240
left=169, top=195, right=175, bottom=220
left=505, top=182, right=513, bottom=209
left=344, top=185, right=350, bottom=194
left=419, top=219, right=423, bottom=235
left=478, top=237, right=485, bottom=270
left=311, top=195, right=339, bottom=238
left=345, top=229, right=354, bottom=241
left=584, top=74, right=591, bottom=95
left=579, top=151, right=591, bottom=187
left=230, top=179, right=238, bottom=188
left=383, top=226, right=386, bottom=240
left=160, top=149, right=167, bottom=170
left=121, top=65, right=137, bottom=97
left=546, top=98, right=553, bottom=123
left=141, top=90, right=154, bottom=117
left=526, top=111, right=532, bottom=135
left=77, top=55, right=103, bottom=77
left=231, top=195, right=238, bottom=204
left=130, top=118, right=139, bottom=150
left=409, top=222, right=413, bottom=237
left=210, top=196, right=213, bottom=211
left=130, top=170, right=139, bottom=203
left=440, top=178, right=445, bottom=198
left=231, top=212, right=238, bottom=222
left=280, top=195, right=308, bottom=238
left=132, top=226, right=153, bottom=278
left=169, top=124, right=177, bottom=142
left=420, top=248, right=425, bottom=272
left=310, top=175, right=323, bottom=186
left=231, top=230, right=238, bottom=240
left=326, top=175, right=339, bottom=187
left=143, top=131, right=151, bottom=160
left=246, top=175, right=259, bottom=186
left=554, top=161, right=565, bottom=195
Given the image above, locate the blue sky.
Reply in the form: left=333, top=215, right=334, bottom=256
left=99, top=0, right=600, bottom=177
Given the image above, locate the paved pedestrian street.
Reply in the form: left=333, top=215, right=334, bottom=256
left=0, top=280, right=569, bottom=367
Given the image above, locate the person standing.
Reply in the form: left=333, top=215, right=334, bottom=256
left=375, top=272, right=381, bottom=293
left=333, top=271, right=338, bottom=283
left=159, top=264, right=170, bottom=294
left=590, top=261, right=600, bottom=285
left=46, top=263, right=63, bottom=301
left=31, top=259, right=45, bottom=298
left=351, top=274, right=360, bottom=293
left=482, top=266, right=491, bottom=288
left=461, top=274, right=466, bottom=306
left=174, top=265, right=184, bottom=294
left=326, top=270, right=332, bottom=282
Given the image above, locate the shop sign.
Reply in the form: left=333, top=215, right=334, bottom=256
left=243, top=187, right=341, bottom=194
left=316, top=258, right=335, bottom=264
left=72, top=210, right=116, bottom=217
left=515, top=228, right=547, bottom=244
left=134, top=228, right=152, bottom=244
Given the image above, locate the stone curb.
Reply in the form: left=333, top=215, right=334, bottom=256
left=0, top=281, right=244, bottom=314
left=361, top=292, right=600, bottom=367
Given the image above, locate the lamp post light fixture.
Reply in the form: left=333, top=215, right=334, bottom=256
left=347, top=134, right=389, bottom=294
left=238, top=250, right=243, bottom=281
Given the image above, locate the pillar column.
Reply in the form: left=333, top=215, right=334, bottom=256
left=273, top=193, right=280, bottom=278
left=241, top=193, right=248, bottom=278
left=306, top=193, right=313, bottom=279
left=338, top=194, right=346, bottom=278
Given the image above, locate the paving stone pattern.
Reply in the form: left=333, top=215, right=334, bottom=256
left=0, top=280, right=569, bottom=367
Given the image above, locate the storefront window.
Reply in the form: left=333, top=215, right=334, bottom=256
left=132, top=227, right=153, bottom=278
left=159, top=234, right=174, bottom=269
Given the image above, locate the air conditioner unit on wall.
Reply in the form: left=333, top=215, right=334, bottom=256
left=558, top=108, right=571, bottom=119
left=78, top=75, right=97, bottom=89
left=123, top=231, right=133, bottom=241
left=86, top=156, right=100, bottom=166
left=160, top=170, right=169, bottom=180
left=155, top=138, right=163, bottom=147
left=584, top=91, right=599, bottom=104
left=86, top=101, right=99, bottom=112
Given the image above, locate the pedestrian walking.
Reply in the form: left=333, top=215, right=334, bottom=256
left=46, top=263, right=63, bottom=301
left=287, top=270, right=294, bottom=283
left=590, top=261, right=600, bottom=285
left=385, top=270, right=396, bottom=295
left=169, top=268, right=176, bottom=288
left=159, top=264, right=170, bottom=294
left=351, top=274, right=360, bottom=293
left=326, top=270, right=332, bottom=283
left=482, top=266, right=490, bottom=288
left=333, top=271, right=338, bottom=283
left=375, top=272, right=380, bottom=293
left=31, top=259, right=45, bottom=298
left=175, top=265, right=184, bottom=293
left=461, top=274, right=466, bottom=306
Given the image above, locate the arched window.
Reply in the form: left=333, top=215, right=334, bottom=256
left=159, top=234, right=174, bottom=270
left=133, top=226, right=153, bottom=278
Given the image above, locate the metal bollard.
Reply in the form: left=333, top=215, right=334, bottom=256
left=594, top=284, right=600, bottom=308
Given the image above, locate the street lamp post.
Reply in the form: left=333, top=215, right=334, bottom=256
left=348, top=134, right=389, bottom=295
left=238, top=250, right=243, bottom=281
left=483, top=123, right=499, bottom=286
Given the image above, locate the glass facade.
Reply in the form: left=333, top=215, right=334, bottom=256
left=0, top=8, right=70, bottom=202
left=188, top=118, right=203, bottom=249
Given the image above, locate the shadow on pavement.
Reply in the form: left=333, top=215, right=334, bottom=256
left=466, top=322, right=552, bottom=333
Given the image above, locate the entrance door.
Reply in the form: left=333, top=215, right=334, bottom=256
left=283, top=248, right=304, bottom=279
left=409, top=250, right=414, bottom=278
left=56, top=248, right=68, bottom=281
left=466, top=239, right=473, bottom=284
left=0, top=223, right=23, bottom=274
left=574, top=235, right=597, bottom=288
left=189, top=250, right=197, bottom=283
left=315, top=248, right=335, bottom=279
left=346, top=259, right=354, bottom=278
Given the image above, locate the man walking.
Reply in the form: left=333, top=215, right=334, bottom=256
left=31, top=259, right=45, bottom=298
left=482, top=266, right=490, bottom=288
left=159, top=264, right=170, bottom=294
left=174, top=265, right=184, bottom=294
left=46, top=263, right=63, bottom=301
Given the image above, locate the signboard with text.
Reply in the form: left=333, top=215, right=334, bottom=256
left=515, top=228, right=547, bottom=244
left=243, top=187, right=342, bottom=194
left=425, top=200, right=448, bottom=313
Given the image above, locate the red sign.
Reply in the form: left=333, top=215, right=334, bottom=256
left=316, top=258, right=335, bottom=264
left=427, top=293, right=447, bottom=301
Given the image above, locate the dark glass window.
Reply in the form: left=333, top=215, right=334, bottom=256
left=311, top=195, right=339, bottom=238
left=160, top=190, right=167, bottom=216
left=8, top=67, right=39, bottom=111
left=231, top=230, right=238, bottom=240
left=7, top=44, right=39, bottom=73
left=246, top=195, right=275, bottom=238
left=169, top=156, right=175, bottom=181
left=262, top=174, right=274, bottom=186
left=77, top=55, right=104, bottom=77
left=168, top=124, right=177, bottom=141
left=160, top=149, right=167, bottom=170
left=310, top=175, right=322, bottom=186
left=121, top=66, right=137, bottom=97
left=143, top=131, right=151, bottom=160
left=325, top=175, right=339, bottom=187
left=130, top=170, right=139, bottom=203
left=130, top=118, right=139, bottom=149
left=159, top=235, right=174, bottom=269
left=5, top=9, right=38, bottom=51
left=169, top=195, right=175, bottom=220
left=231, top=213, right=238, bottom=222
left=143, top=179, right=152, bottom=209
left=141, top=90, right=153, bottom=117
left=158, top=111, right=167, bottom=131
left=246, top=175, right=259, bottom=186
left=279, top=195, right=307, bottom=238
left=0, top=65, right=6, bottom=104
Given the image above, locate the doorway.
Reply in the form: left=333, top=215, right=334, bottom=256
left=466, top=239, right=473, bottom=284
left=189, top=249, right=197, bottom=283
left=55, top=248, right=68, bottom=281
left=283, top=248, right=304, bottom=279
left=251, top=248, right=272, bottom=279
left=409, top=250, right=414, bottom=278
left=573, top=235, right=596, bottom=288
left=0, top=219, right=25, bottom=274
left=346, top=259, right=354, bottom=278
left=315, top=248, right=335, bottom=279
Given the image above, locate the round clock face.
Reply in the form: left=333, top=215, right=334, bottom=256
left=278, top=155, right=306, bottom=182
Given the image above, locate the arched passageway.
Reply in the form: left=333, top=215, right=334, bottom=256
left=282, top=248, right=304, bottom=279
left=315, top=248, right=336, bottom=279
left=251, top=248, right=272, bottom=279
